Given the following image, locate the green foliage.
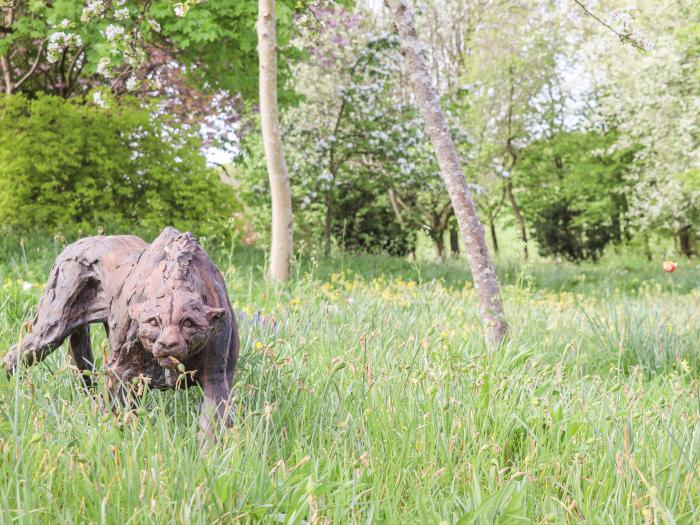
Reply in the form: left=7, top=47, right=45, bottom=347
left=0, top=94, right=240, bottom=238
left=1, top=0, right=300, bottom=103
left=148, top=0, right=299, bottom=101
left=333, top=187, right=416, bottom=256
left=237, top=27, right=451, bottom=257
left=514, top=131, right=635, bottom=261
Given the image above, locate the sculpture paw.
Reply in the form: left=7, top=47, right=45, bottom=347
left=198, top=404, right=234, bottom=447
left=3, top=345, right=19, bottom=377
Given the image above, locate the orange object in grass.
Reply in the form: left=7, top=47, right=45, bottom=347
left=662, top=261, right=678, bottom=273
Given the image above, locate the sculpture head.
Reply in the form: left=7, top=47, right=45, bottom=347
left=132, top=292, right=226, bottom=369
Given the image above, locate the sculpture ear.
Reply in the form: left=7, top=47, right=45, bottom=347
left=206, top=307, right=226, bottom=329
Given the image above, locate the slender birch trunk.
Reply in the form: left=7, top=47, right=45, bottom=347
left=505, top=69, right=529, bottom=261
left=1, top=7, right=15, bottom=96
left=385, top=0, right=507, bottom=348
left=0, top=55, right=11, bottom=96
left=257, top=0, right=293, bottom=281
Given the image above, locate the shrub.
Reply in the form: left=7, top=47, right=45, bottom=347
left=514, top=131, right=635, bottom=261
left=0, top=94, right=241, bottom=239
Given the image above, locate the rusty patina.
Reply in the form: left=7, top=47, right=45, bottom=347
left=4, top=227, right=238, bottom=440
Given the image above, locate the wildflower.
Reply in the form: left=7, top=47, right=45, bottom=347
left=662, top=261, right=677, bottom=273
left=22, top=281, right=33, bottom=292
left=125, top=76, right=138, bottom=91
left=174, top=4, right=187, bottom=17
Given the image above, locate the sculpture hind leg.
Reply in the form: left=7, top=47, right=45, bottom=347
left=4, top=244, right=108, bottom=376
left=68, top=325, right=95, bottom=387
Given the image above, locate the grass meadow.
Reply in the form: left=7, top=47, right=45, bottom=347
left=0, top=237, right=699, bottom=523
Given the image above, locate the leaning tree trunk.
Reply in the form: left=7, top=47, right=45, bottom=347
left=385, top=0, right=507, bottom=348
left=257, top=0, right=293, bottom=281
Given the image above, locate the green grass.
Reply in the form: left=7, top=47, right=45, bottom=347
left=1, top=238, right=699, bottom=523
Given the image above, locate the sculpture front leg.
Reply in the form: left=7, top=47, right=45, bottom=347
left=198, top=379, right=233, bottom=445
left=106, top=367, right=136, bottom=411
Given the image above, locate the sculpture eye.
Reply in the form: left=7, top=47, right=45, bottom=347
left=182, top=319, right=194, bottom=328
left=146, top=318, right=159, bottom=327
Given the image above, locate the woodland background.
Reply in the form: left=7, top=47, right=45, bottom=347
left=1, top=0, right=698, bottom=264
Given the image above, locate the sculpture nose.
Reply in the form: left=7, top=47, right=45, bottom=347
left=160, top=340, right=179, bottom=351
left=154, top=327, right=182, bottom=356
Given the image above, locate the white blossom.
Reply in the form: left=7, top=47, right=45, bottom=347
left=582, top=0, right=700, bottom=232
left=114, top=8, right=130, bottom=21
left=147, top=18, right=161, bottom=33
left=81, top=0, right=105, bottom=23
left=46, top=32, right=82, bottom=63
left=96, top=57, right=111, bottom=77
left=92, top=90, right=107, bottom=108
left=104, top=24, right=125, bottom=42
left=317, top=171, right=333, bottom=182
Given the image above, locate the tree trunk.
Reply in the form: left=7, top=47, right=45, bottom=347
left=679, top=226, right=694, bottom=257
left=257, top=0, right=293, bottom=281
left=433, top=232, right=445, bottom=262
left=489, top=221, right=499, bottom=254
left=388, top=188, right=405, bottom=226
left=504, top=66, right=528, bottom=262
left=449, top=221, right=460, bottom=256
left=324, top=193, right=333, bottom=257
left=642, top=231, right=652, bottom=261
left=0, top=55, right=12, bottom=96
left=506, top=181, right=528, bottom=261
left=385, top=0, right=507, bottom=349
left=1, top=8, right=14, bottom=96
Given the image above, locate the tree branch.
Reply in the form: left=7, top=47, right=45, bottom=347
left=570, top=0, right=646, bottom=50
left=388, top=188, right=405, bottom=225
left=438, top=199, right=453, bottom=230
left=14, top=39, right=47, bottom=90
left=66, top=46, right=86, bottom=95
